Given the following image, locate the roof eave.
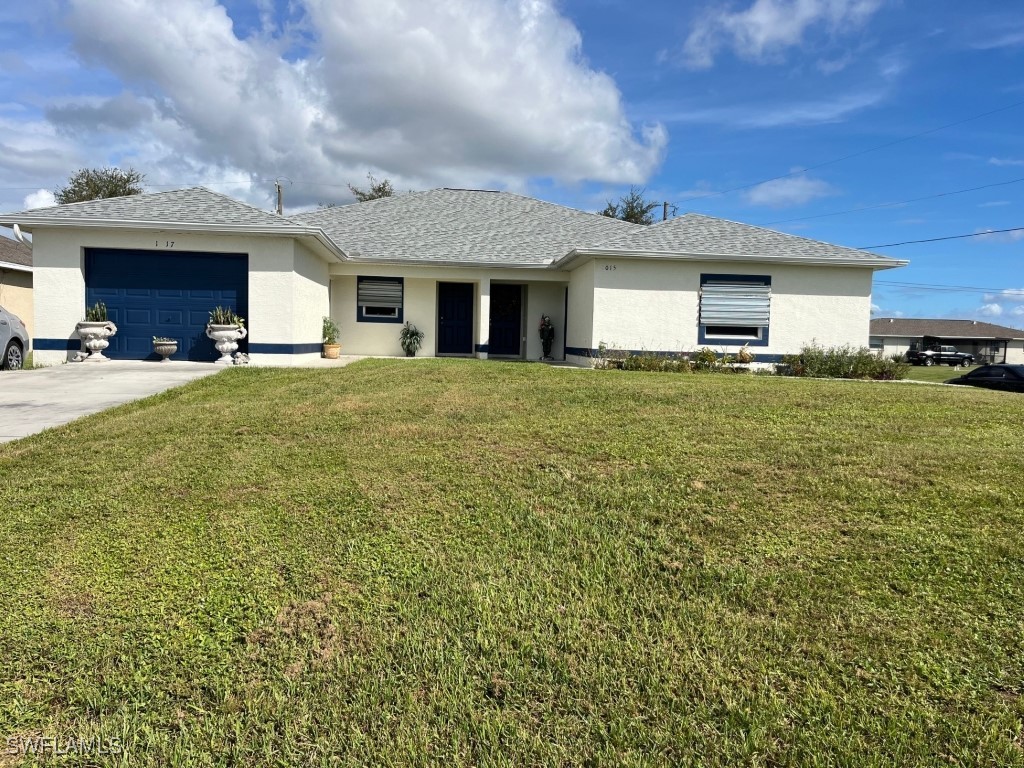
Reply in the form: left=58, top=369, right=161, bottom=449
left=0, top=259, right=32, bottom=273
left=1, top=218, right=348, bottom=263
left=343, top=256, right=558, bottom=270
left=554, top=247, right=908, bottom=270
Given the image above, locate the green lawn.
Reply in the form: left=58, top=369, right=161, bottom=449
left=1, top=360, right=1023, bottom=766
left=904, top=363, right=973, bottom=384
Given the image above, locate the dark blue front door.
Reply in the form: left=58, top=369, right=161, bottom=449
left=488, top=284, right=522, bottom=356
left=85, top=249, right=248, bottom=361
left=437, top=282, right=474, bottom=355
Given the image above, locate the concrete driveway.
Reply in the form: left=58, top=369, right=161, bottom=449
left=0, top=361, right=220, bottom=443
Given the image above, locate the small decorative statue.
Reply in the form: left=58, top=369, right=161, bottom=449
left=538, top=315, right=555, bottom=360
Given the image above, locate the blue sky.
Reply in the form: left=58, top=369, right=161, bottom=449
left=1, top=0, right=1022, bottom=323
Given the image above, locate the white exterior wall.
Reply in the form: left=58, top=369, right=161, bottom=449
left=329, top=262, right=568, bottom=359
left=28, top=227, right=331, bottom=366
left=877, top=335, right=1024, bottom=364
left=565, top=260, right=595, bottom=366
left=583, top=257, right=873, bottom=360
left=524, top=281, right=566, bottom=360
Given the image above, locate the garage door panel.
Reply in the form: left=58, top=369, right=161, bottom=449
left=85, top=249, right=248, bottom=361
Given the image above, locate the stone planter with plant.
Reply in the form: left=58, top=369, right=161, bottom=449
left=399, top=321, right=425, bottom=357
left=76, top=301, right=118, bottom=362
left=152, top=337, right=178, bottom=362
left=205, top=306, right=247, bottom=364
left=322, top=316, right=341, bottom=359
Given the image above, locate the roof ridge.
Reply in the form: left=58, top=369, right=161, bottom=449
left=489, top=189, right=643, bottom=228
left=17, top=185, right=197, bottom=214
left=192, top=186, right=300, bottom=224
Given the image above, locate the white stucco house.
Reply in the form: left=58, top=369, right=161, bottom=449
left=0, top=187, right=906, bottom=367
left=870, top=318, right=1024, bottom=365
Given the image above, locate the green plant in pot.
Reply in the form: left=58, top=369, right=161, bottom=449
left=205, top=306, right=247, bottom=364
left=76, top=301, right=118, bottom=362
left=322, top=316, right=341, bottom=359
left=399, top=322, right=425, bottom=357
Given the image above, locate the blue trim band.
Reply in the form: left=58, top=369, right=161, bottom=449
left=34, top=338, right=79, bottom=351
left=248, top=343, right=322, bottom=355
left=475, top=344, right=489, bottom=353
left=565, top=346, right=786, bottom=364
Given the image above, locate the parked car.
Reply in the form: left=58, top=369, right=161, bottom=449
left=0, top=304, right=29, bottom=370
left=946, top=364, right=1024, bottom=393
left=906, top=344, right=974, bottom=367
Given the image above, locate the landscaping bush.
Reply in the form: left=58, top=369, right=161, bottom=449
left=780, top=343, right=909, bottom=380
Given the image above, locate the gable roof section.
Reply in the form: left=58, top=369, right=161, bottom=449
left=0, top=235, right=31, bottom=269
left=0, top=187, right=346, bottom=262
left=559, top=212, right=904, bottom=269
left=871, top=318, right=1024, bottom=339
left=0, top=187, right=296, bottom=230
left=292, top=189, right=637, bottom=266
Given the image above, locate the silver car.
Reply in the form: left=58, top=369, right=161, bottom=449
left=0, top=304, right=29, bottom=369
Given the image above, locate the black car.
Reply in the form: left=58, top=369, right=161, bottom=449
left=946, top=364, right=1024, bottom=393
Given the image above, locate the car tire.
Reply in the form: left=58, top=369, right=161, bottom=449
left=924, top=357, right=934, bottom=366
left=2, top=341, right=24, bottom=370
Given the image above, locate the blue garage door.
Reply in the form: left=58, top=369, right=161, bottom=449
left=85, top=249, right=248, bottom=361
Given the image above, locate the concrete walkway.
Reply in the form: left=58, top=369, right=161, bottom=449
left=0, top=361, right=220, bottom=443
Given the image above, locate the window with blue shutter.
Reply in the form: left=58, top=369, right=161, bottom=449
left=357, top=276, right=404, bottom=323
left=698, top=274, right=771, bottom=346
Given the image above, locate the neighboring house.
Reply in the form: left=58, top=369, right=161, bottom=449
left=0, top=187, right=906, bottom=367
left=0, top=234, right=33, bottom=341
left=870, top=318, right=1024, bottom=365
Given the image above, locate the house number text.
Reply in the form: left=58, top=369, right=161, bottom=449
left=156, top=240, right=175, bottom=248
left=603, top=265, right=617, bottom=271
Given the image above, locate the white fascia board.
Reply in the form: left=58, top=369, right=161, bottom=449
left=1, top=217, right=348, bottom=263
left=0, top=259, right=32, bottom=273
left=345, top=257, right=563, bottom=270
left=553, top=247, right=909, bottom=271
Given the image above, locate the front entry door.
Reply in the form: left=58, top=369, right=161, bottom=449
left=488, top=284, right=523, bottom=357
left=437, top=282, right=474, bottom=355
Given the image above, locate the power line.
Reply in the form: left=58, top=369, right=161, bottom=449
left=764, top=176, right=1024, bottom=225
left=676, top=97, right=1024, bottom=205
left=875, top=280, right=1024, bottom=294
left=860, top=226, right=1024, bottom=249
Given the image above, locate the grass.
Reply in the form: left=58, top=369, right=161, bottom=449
left=904, top=363, right=973, bottom=384
left=1, top=359, right=1023, bottom=766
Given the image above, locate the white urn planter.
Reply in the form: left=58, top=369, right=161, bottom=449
left=206, top=324, right=247, bottom=364
left=76, top=320, right=118, bottom=362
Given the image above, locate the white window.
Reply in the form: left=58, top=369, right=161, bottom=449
left=699, top=275, right=771, bottom=345
left=357, top=277, right=403, bottom=323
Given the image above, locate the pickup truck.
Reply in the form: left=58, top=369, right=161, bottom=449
left=905, top=345, right=974, bottom=367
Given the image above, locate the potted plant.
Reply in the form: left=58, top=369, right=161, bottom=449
left=152, top=336, right=178, bottom=362
left=205, top=306, right=247, bottom=364
left=322, top=316, right=341, bottom=359
left=76, top=301, right=118, bottom=362
left=399, top=321, right=425, bottom=357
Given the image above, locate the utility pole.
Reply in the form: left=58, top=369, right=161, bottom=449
left=663, top=201, right=668, bottom=222
left=275, top=180, right=283, bottom=215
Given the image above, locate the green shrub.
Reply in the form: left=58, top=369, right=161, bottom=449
left=779, top=343, right=909, bottom=380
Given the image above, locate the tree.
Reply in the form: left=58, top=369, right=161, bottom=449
left=348, top=173, right=394, bottom=202
left=600, top=185, right=661, bottom=225
left=54, top=167, right=146, bottom=204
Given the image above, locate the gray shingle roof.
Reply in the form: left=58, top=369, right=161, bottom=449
left=292, top=189, right=637, bottom=265
left=871, top=318, right=1024, bottom=339
left=0, top=235, right=31, bottom=267
left=594, top=212, right=894, bottom=263
left=3, top=187, right=295, bottom=229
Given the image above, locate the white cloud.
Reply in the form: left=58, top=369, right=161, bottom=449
left=50, top=0, right=666, bottom=208
left=745, top=173, right=837, bottom=207
left=23, top=189, right=55, bottom=209
left=983, top=288, right=1024, bottom=304
left=975, top=228, right=1024, bottom=243
left=1012, top=305, right=1024, bottom=317
left=657, top=90, right=884, bottom=128
left=989, top=157, right=1024, bottom=167
left=682, top=0, right=885, bottom=69
left=978, top=303, right=1004, bottom=317
left=979, top=200, right=1011, bottom=207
